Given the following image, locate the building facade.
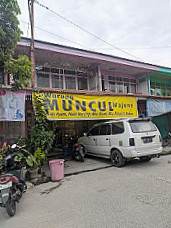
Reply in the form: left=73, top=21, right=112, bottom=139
left=0, top=37, right=171, bottom=148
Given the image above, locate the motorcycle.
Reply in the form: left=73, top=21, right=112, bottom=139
left=0, top=144, right=27, bottom=217
left=73, top=143, right=85, bottom=162
left=63, top=135, right=85, bottom=162
left=162, top=132, right=171, bottom=147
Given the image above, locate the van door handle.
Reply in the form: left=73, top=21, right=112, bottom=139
left=93, top=139, right=96, bottom=141
left=106, top=138, right=109, bottom=140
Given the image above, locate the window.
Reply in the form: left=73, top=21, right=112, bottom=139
left=150, top=80, right=171, bottom=97
left=51, top=68, right=63, bottom=74
left=78, top=77, right=87, bottom=90
left=117, top=82, right=124, bottom=93
left=65, top=76, right=76, bottom=90
left=109, top=81, right=116, bottom=92
left=130, top=120, right=157, bottom=133
left=52, top=75, right=63, bottom=89
left=64, top=69, right=75, bottom=75
left=99, top=124, right=111, bottom=135
left=112, top=122, right=124, bottom=134
left=108, top=76, right=136, bottom=94
left=130, top=84, right=136, bottom=93
left=124, top=83, right=129, bottom=93
left=88, top=126, right=100, bottom=136
left=37, top=73, right=49, bottom=88
left=36, top=66, right=90, bottom=91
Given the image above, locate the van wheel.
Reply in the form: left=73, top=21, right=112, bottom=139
left=111, top=150, right=126, bottom=167
left=140, top=156, right=151, bottom=162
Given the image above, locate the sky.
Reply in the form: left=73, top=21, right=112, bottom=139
left=17, top=0, right=171, bottom=68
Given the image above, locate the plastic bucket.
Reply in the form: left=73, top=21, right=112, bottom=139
left=49, top=159, right=64, bottom=181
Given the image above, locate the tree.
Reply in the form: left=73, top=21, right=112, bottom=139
left=0, top=0, right=32, bottom=91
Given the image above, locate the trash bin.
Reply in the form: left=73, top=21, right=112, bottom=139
left=49, top=159, right=64, bottom=181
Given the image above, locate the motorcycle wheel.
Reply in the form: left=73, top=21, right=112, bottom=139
left=5, top=192, right=16, bottom=217
left=75, top=154, right=84, bottom=162
left=162, top=137, right=170, bottom=147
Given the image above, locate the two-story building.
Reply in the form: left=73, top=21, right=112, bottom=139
left=0, top=37, right=171, bottom=149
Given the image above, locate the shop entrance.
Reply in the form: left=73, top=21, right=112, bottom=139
left=48, top=119, right=104, bottom=158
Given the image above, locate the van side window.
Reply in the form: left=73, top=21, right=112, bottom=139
left=88, top=126, right=100, bottom=136
left=112, top=122, right=124, bottom=135
left=99, top=124, right=111, bottom=135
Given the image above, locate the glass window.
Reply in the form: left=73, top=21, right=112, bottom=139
left=37, top=73, right=49, bottom=88
left=88, top=126, right=100, bottom=136
left=65, top=77, right=76, bottom=90
left=99, top=124, right=111, bottom=135
left=109, top=81, right=116, bottom=92
left=130, top=120, right=157, bottom=133
left=109, top=76, right=115, bottom=81
left=42, top=67, right=50, bottom=72
left=124, top=83, right=129, bottom=93
left=117, top=82, right=124, bottom=93
left=78, top=77, right=87, bottom=90
left=108, top=76, right=136, bottom=94
left=64, top=69, right=75, bottom=75
left=52, top=75, right=63, bottom=89
left=51, top=68, right=60, bottom=74
left=130, top=84, right=136, bottom=93
left=112, top=122, right=124, bottom=134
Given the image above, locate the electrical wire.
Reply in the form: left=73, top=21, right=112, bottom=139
left=92, top=46, right=171, bottom=51
left=20, top=20, right=89, bottom=49
left=20, top=20, right=171, bottom=54
left=34, top=0, right=143, bottom=61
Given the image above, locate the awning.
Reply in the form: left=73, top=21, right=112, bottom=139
left=147, top=99, right=171, bottom=117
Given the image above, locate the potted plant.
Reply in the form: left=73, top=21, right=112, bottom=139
left=14, top=148, right=38, bottom=180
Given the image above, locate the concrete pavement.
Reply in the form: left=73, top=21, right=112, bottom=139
left=50, top=147, right=171, bottom=177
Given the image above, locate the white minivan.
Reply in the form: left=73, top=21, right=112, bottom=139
left=78, top=118, right=163, bottom=167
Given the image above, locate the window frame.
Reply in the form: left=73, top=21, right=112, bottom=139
left=107, top=75, right=137, bottom=94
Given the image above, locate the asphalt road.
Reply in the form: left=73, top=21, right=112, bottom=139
left=1, top=155, right=171, bottom=228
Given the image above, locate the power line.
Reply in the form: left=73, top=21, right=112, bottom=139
left=34, top=0, right=143, bottom=62
left=20, top=20, right=89, bottom=49
left=20, top=21, right=171, bottom=54
left=92, top=46, right=171, bottom=51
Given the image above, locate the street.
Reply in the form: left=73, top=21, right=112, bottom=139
left=1, top=155, right=171, bottom=228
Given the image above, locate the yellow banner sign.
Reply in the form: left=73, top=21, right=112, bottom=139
left=33, top=92, right=138, bottom=120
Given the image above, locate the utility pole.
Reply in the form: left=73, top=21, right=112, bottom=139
left=28, top=0, right=35, bottom=88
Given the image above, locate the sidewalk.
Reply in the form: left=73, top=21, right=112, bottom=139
left=45, top=146, right=171, bottom=178
left=46, top=156, right=113, bottom=178
left=161, top=146, right=171, bottom=156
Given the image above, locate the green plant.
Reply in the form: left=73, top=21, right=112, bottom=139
left=4, top=55, right=32, bottom=91
left=34, top=148, right=45, bottom=167
left=0, top=142, right=8, bottom=167
left=31, top=92, right=54, bottom=156
left=14, top=149, right=37, bottom=169
left=0, top=0, right=32, bottom=91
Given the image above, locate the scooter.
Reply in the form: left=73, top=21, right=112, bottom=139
left=73, top=143, right=85, bottom=162
left=63, top=135, right=85, bottom=162
left=0, top=144, right=26, bottom=217
left=162, top=132, right=171, bottom=147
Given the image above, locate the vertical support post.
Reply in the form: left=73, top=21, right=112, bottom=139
left=97, top=65, right=102, bottom=91
left=28, top=0, right=35, bottom=88
left=0, top=122, right=3, bottom=147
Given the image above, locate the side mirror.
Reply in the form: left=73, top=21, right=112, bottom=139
left=83, top=133, right=87, bottom=136
left=11, top=144, right=17, bottom=149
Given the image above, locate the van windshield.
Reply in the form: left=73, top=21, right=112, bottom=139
left=129, top=120, right=157, bottom=133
